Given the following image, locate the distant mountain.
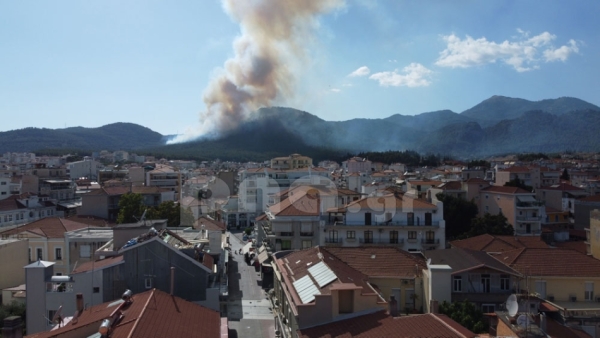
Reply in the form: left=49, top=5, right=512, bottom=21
left=2, top=96, right=600, bottom=160
left=0, top=123, right=164, bottom=153
left=461, top=95, right=600, bottom=126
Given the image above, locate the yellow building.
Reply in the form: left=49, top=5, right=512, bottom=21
left=270, top=154, right=313, bottom=170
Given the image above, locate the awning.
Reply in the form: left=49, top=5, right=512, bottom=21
left=517, top=195, right=536, bottom=202
left=258, top=250, right=270, bottom=264
left=242, top=242, right=253, bottom=255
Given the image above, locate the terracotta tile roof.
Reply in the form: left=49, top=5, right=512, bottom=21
left=438, top=181, right=463, bottom=190
left=297, top=311, right=476, bottom=338
left=72, top=255, right=124, bottom=274
left=482, top=186, right=532, bottom=194
left=538, top=182, right=586, bottom=191
left=545, top=317, right=592, bottom=338
left=346, top=193, right=436, bottom=211
left=321, top=247, right=426, bottom=278
left=407, top=180, right=443, bottom=186
left=492, top=248, right=600, bottom=277
left=269, top=192, right=319, bottom=217
left=0, top=195, right=25, bottom=211
left=450, top=234, right=549, bottom=252
left=203, top=253, right=214, bottom=271
left=425, top=248, right=520, bottom=276
left=500, top=166, right=530, bottom=173
left=193, top=216, right=226, bottom=231
left=554, top=241, right=588, bottom=254
left=27, top=289, right=221, bottom=338
left=65, top=215, right=114, bottom=227
left=577, top=194, right=600, bottom=202
left=1, top=217, right=90, bottom=238
left=465, top=178, right=488, bottom=184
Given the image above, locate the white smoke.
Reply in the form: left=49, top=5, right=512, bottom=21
left=167, top=0, right=344, bottom=144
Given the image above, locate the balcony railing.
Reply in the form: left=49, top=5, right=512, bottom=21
left=330, top=220, right=439, bottom=227
left=358, top=238, right=405, bottom=245
left=421, top=238, right=440, bottom=245
left=516, top=216, right=542, bottom=222
left=299, top=232, right=314, bottom=237
left=515, top=229, right=541, bottom=235
left=279, top=232, right=294, bottom=237
left=325, top=238, right=342, bottom=244
left=517, top=201, right=544, bottom=208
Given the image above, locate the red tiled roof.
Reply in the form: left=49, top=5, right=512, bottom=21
left=545, top=317, right=592, bottom=338
left=193, top=216, right=226, bottom=231
left=554, top=241, right=588, bottom=255
left=578, top=194, right=600, bottom=202
left=438, top=181, right=463, bottom=190
left=0, top=195, right=27, bottom=211
left=539, top=182, right=586, bottom=191
left=482, top=186, right=532, bottom=194
left=450, top=234, right=549, bottom=252
left=72, top=255, right=124, bottom=274
left=493, top=248, right=600, bottom=277
left=203, top=253, right=214, bottom=271
left=346, top=193, right=436, bottom=211
left=1, top=217, right=91, bottom=238
left=321, top=247, right=426, bottom=278
left=27, top=289, right=221, bottom=338
left=297, top=311, right=476, bottom=338
left=269, top=192, right=319, bottom=217
left=465, top=178, right=488, bottom=184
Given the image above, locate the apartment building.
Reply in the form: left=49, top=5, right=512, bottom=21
left=479, top=186, right=545, bottom=236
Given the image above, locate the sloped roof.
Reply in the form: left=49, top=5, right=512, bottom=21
left=269, top=192, right=319, bottom=217
left=297, top=311, right=475, bottom=338
left=0, top=195, right=28, bottom=211
left=27, top=289, right=221, bottom=338
left=482, top=186, right=532, bottom=194
left=72, top=255, right=124, bottom=274
left=346, top=193, right=436, bottom=211
left=438, top=181, right=463, bottom=191
left=450, top=234, right=549, bottom=252
left=500, top=166, right=530, bottom=173
left=321, top=247, right=426, bottom=278
left=1, top=217, right=93, bottom=238
left=424, top=248, right=520, bottom=276
left=538, top=182, right=585, bottom=192
left=554, top=241, right=587, bottom=255
left=193, top=216, right=226, bottom=231
left=491, top=248, right=600, bottom=277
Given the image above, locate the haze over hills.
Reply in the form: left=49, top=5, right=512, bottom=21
left=2, top=96, right=600, bottom=160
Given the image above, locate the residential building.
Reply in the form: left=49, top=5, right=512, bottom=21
left=429, top=181, right=466, bottom=199
left=495, top=166, right=537, bottom=188
left=405, top=179, right=442, bottom=199
left=271, top=154, right=313, bottom=170
left=575, top=195, right=600, bottom=231
left=0, top=194, right=61, bottom=228
left=322, top=247, right=427, bottom=314
left=0, top=239, right=28, bottom=290
left=450, top=234, right=549, bottom=253
left=586, top=209, right=600, bottom=259
left=323, top=192, right=445, bottom=252
left=145, top=164, right=182, bottom=198
left=461, top=168, right=486, bottom=181
left=64, top=227, right=113, bottom=273
left=66, top=159, right=100, bottom=180
left=24, top=287, right=222, bottom=337
left=297, top=311, right=476, bottom=338
left=479, top=186, right=545, bottom=236
left=39, top=179, right=76, bottom=202
left=271, top=246, right=387, bottom=335
left=79, top=185, right=174, bottom=221
left=0, top=176, right=10, bottom=200
left=423, top=248, right=521, bottom=314
left=537, top=183, right=588, bottom=224
left=345, top=157, right=372, bottom=174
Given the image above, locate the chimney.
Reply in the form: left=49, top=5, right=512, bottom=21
left=430, top=299, right=439, bottom=314
left=1, top=316, right=23, bottom=338
left=76, top=293, right=84, bottom=312
left=170, top=267, right=175, bottom=295
left=389, top=296, right=399, bottom=317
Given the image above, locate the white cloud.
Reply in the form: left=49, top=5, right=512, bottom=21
left=369, top=63, right=433, bottom=87
left=348, top=66, right=370, bottom=77
left=544, top=39, right=579, bottom=62
left=330, top=88, right=341, bottom=93
left=435, top=31, right=580, bottom=72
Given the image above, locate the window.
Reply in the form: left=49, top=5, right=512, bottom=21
left=424, top=213, right=432, bottom=226
left=364, top=212, right=372, bottom=226
left=37, top=248, right=43, bottom=260
left=363, top=231, right=373, bottom=244
left=0, top=181, right=5, bottom=185
left=55, top=248, right=62, bottom=260
left=498, top=208, right=502, bottom=215
left=453, top=276, right=462, bottom=292
left=407, top=212, right=414, bottom=226
left=485, top=195, right=488, bottom=199
left=346, top=231, right=355, bottom=239
left=281, top=240, right=291, bottom=250
left=93, top=287, right=100, bottom=293
left=390, top=231, right=399, bottom=244
left=302, top=240, right=312, bottom=249
left=80, top=245, right=91, bottom=258
left=586, top=282, right=594, bottom=301
left=408, top=231, right=417, bottom=239
left=481, top=304, right=495, bottom=313
left=500, top=275, right=510, bottom=291
left=328, top=230, right=338, bottom=243
left=485, top=205, right=489, bottom=212
left=145, top=278, right=153, bottom=289
left=28, top=248, right=31, bottom=262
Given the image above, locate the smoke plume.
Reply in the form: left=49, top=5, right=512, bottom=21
left=168, top=0, right=344, bottom=144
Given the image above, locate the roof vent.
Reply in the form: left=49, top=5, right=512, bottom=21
left=98, top=319, right=110, bottom=335
left=122, top=289, right=132, bottom=302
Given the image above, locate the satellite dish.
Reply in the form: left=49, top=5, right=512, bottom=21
left=506, top=294, right=518, bottom=317
left=517, top=314, right=529, bottom=328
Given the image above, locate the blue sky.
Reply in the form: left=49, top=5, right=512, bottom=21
left=1, top=0, right=598, bottom=139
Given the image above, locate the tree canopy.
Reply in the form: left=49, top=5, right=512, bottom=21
left=146, top=201, right=196, bottom=227
left=439, top=300, right=488, bottom=333
left=436, top=193, right=479, bottom=240
left=504, top=175, right=533, bottom=192
left=116, top=193, right=145, bottom=224
left=461, top=213, right=515, bottom=239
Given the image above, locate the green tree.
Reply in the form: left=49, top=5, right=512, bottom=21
left=504, top=175, right=533, bottom=192
left=436, top=193, right=479, bottom=240
left=560, top=168, right=570, bottom=181
left=439, top=300, right=488, bottom=333
left=0, top=300, right=26, bottom=333
left=181, top=207, right=196, bottom=227
left=116, top=193, right=145, bottom=224
left=463, top=213, right=514, bottom=238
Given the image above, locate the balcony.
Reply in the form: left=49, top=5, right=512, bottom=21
left=358, top=238, right=405, bottom=246
left=421, top=238, right=440, bottom=248
left=279, top=232, right=295, bottom=238
left=516, top=216, right=542, bottom=222
left=330, top=220, right=439, bottom=228
left=516, top=201, right=544, bottom=208
left=324, top=238, right=342, bottom=246
left=299, top=232, right=314, bottom=238
left=514, top=229, right=541, bottom=236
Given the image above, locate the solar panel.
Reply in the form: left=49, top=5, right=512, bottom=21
left=308, top=261, right=338, bottom=288
left=293, top=275, right=320, bottom=304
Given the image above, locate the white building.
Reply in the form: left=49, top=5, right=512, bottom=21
left=67, top=159, right=100, bottom=180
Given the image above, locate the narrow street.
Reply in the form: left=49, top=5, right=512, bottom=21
left=227, top=229, right=275, bottom=338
